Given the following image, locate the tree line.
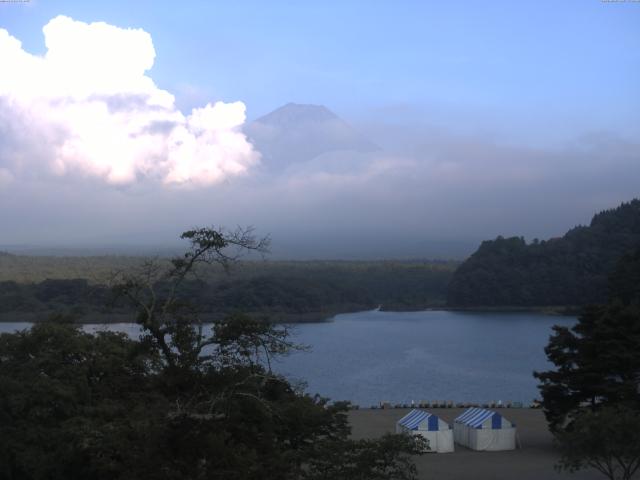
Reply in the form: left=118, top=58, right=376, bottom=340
left=447, top=199, right=640, bottom=307
left=0, top=260, right=456, bottom=323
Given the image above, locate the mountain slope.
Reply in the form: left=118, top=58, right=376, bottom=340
left=245, top=103, right=378, bottom=171
left=446, top=199, right=640, bottom=307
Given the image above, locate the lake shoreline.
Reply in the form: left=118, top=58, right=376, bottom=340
left=434, top=305, right=582, bottom=316
left=0, top=304, right=581, bottom=324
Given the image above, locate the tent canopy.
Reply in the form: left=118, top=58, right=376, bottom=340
left=396, top=409, right=455, bottom=453
left=397, top=409, right=445, bottom=431
left=454, top=408, right=513, bottom=429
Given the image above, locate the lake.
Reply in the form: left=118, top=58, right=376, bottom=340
left=0, top=310, right=574, bottom=407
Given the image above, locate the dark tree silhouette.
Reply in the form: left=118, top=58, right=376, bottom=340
left=0, top=227, right=425, bottom=480
left=535, top=248, right=640, bottom=479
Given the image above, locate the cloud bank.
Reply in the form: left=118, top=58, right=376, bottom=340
left=0, top=19, right=638, bottom=258
left=0, top=15, right=258, bottom=187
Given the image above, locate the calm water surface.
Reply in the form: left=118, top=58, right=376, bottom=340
left=0, top=310, right=574, bottom=407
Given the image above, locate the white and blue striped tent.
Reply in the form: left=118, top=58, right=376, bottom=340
left=396, top=409, right=454, bottom=453
left=453, top=408, right=516, bottom=451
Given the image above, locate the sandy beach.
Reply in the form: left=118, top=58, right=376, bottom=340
left=348, top=408, right=621, bottom=480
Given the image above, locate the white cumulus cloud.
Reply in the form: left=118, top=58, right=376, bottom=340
left=0, top=15, right=259, bottom=187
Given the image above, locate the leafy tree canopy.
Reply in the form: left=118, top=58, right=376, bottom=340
left=0, top=227, right=424, bottom=480
left=555, top=405, right=640, bottom=480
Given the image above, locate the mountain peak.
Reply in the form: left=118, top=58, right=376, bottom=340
left=255, top=103, right=339, bottom=127
left=245, top=103, right=378, bottom=171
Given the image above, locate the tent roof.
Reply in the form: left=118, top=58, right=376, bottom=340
left=397, top=409, right=442, bottom=431
left=454, top=408, right=510, bottom=428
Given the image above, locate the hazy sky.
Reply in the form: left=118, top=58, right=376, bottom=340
left=0, top=1, right=639, bottom=258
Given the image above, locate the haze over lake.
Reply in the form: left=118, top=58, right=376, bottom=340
left=1, top=310, right=574, bottom=406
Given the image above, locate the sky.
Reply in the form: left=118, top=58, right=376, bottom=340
left=0, top=1, right=639, bottom=258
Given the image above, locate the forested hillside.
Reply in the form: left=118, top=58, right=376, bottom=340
left=447, top=199, right=640, bottom=307
left=0, top=258, right=457, bottom=323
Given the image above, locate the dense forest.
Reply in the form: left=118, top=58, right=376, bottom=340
left=447, top=199, right=640, bottom=307
left=0, top=257, right=457, bottom=323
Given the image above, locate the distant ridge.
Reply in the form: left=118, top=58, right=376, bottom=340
left=447, top=199, right=640, bottom=307
left=245, top=103, right=378, bottom=171
left=0, top=245, right=181, bottom=257
left=253, top=102, right=340, bottom=126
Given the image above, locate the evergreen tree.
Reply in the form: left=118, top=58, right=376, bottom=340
left=535, top=249, right=640, bottom=479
